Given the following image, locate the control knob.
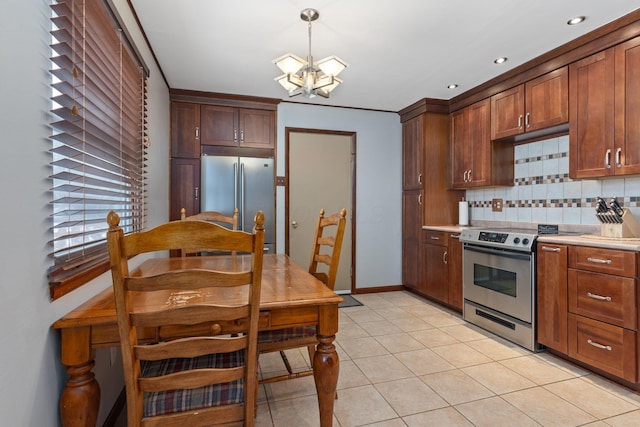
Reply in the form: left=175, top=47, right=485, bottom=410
left=522, top=238, right=530, bottom=245
left=513, top=237, right=520, bottom=244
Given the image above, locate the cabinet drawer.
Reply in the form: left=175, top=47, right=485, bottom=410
left=568, top=314, right=636, bottom=382
left=568, top=269, right=637, bottom=330
left=569, top=246, right=637, bottom=277
left=423, top=230, right=448, bottom=246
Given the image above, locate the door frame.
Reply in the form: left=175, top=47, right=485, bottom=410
left=285, top=127, right=356, bottom=293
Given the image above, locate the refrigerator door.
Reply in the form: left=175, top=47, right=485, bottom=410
left=240, top=157, right=275, bottom=251
left=201, top=155, right=238, bottom=217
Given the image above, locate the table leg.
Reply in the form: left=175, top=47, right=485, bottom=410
left=313, top=304, right=339, bottom=427
left=59, top=327, right=100, bottom=427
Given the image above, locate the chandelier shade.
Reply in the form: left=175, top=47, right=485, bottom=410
left=273, top=8, right=347, bottom=99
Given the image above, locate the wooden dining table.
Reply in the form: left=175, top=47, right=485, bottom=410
left=53, top=253, right=343, bottom=427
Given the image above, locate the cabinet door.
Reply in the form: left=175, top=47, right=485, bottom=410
left=491, top=85, right=524, bottom=140
left=403, top=115, right=423, bottom=190
left=537, top=243, right=568, bottom=353
left=423, top=243, right=448, bottom=303
left=402, top=190, right=422, bottom=290
left=569, top=48, right=615, bottom=178
left=171, top=102, right=200, bottom=158
left=525, top=67, right=568, bottom=132
left=239, top=108, right=275, bottom=149
left=450, top=109, right=469, bottom=189
left=200, top=105, right=237, bottom=146
left=170, top=158, right=200, bottom=221
left=448, top=233, right=463, bottom=310
left=467, top=99, right=491, bottom=187
left=614, top=36, right=640, bottom=175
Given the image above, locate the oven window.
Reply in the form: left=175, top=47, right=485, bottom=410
left=473, top=264, right=516, bottom=297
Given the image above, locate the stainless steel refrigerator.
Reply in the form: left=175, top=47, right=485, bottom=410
left=201, top=154, right=275, bottom=253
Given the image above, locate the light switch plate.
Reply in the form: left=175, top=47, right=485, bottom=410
left=492, top=198, right=503, bottom=212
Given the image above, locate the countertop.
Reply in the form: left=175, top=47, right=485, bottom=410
left=422, top=224, right=640, bottom=251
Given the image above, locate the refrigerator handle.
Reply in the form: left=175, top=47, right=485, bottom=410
left=233, top=162, right=239, bottom=212
left=240, top=162, right=245, bottom=230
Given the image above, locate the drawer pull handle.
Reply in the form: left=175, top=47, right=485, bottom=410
left=587, top=292, right=611, bottom=302
left=587, top=257, right=612, bottom=265
left=451, top=234, right=460, bottom=239
left=541, top=246, right=561, bottom=252
left=587, top=339, right=612, bottom=351
left=430, top=236, right=440, bottom=240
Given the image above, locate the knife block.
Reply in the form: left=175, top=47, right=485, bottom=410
left=601, top=209, right=640, bottom=238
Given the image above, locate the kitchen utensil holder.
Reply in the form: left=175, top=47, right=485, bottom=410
left=601, top=209, right=640, bottom=238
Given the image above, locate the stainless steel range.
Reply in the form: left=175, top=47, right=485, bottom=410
left=460, top=228, right=540, bottom=351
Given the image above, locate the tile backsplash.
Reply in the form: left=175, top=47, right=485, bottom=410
left=465, top=135, right=640, bottom=226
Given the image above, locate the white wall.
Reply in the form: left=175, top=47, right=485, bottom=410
left=0, top=1, right=170, bottom=425
left=276, top=103, right=402, bottom=290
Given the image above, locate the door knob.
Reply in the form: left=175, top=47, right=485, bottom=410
left=291, top=220, right=298, bottom=229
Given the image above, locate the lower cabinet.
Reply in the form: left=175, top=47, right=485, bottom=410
left=537, top=242, right=639, bottom=386
left=418, top=230, right=462, bottom=311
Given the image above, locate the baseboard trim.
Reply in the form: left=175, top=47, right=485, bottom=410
left=102, top=387, right=126, bottom=427
left=352, top=285, right=404, bottom=294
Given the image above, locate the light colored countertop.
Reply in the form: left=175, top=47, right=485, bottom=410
left=422, top=225, right=474, bottom=233
left=422, top=224, right=640, bottom=251
left=537, top=234, right=640, bottom=251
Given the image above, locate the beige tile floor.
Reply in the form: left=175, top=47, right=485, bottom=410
left=255, top=291, right=640, bottom=427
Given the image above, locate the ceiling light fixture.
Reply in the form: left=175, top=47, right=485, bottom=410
left=447, top=84, right=459, bottom=89
left=273, top=8, right=347, bottom=99
left=494, top=57, right=508, bottom=64
left=567, top=16, right=586, bottom=25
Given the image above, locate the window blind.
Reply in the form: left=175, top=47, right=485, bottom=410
left=49, top=0, right=148, bottom=300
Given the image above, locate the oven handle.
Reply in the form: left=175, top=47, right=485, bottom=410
left=463, top=244, right=532, bottom=262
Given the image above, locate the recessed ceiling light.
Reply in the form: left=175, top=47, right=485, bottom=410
left=447, top=84, right=458, bottom=89
left=567, top=16, right=586, bottom=25
left=494, top=57, right=508, bottom=64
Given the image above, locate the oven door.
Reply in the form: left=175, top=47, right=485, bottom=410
left=463, top=244, right=534, bottom=323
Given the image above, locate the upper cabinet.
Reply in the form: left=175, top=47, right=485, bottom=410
left=491, top=67, right=568, bottom=141
left=171, top=102, right=201, bottom=158
left=402, top=115, right=423, bottom=191
left=450, top=99, right=513, bottom=189
left=200, top=105, right=275, bottom=149
left=570, top=37, right=640, bottom=178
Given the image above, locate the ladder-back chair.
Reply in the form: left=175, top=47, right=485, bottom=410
left=107, top=210, right=264, bottom=427
left=258, top=208, right=347, bottom=384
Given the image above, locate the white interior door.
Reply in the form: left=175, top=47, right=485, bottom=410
left=288, top=131, right=353, bottom=293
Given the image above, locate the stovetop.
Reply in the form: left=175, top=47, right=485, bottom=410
left=460, top=227, right=540, bottom=252
left=460, top=226, right=583, bottom=252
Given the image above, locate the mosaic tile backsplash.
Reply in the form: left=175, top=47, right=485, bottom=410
left=465, top=135, right=640, bottom=226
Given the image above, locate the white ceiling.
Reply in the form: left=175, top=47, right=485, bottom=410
left=130, top=0, right=640, bottom=112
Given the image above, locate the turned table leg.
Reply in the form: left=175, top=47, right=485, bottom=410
left=313, top=304, right=339, bottom=427
left=59, top=327, right=100, bottom=427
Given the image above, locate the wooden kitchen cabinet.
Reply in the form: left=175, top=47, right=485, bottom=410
left=200, top=105, right=275, bottom=149
left=450, top=98, right=513, bottom=189
left=419, top=230, right=462, bottom=311
left=570, top=36, right=640, bottom=178
left=447, top=232, right=463, bottom=310
left=171, top=102, right=200, bottom=158
left=491, top=67, right=568, bottom=141
left=537, top=243, right=569, bottom=353
left=566, top=245, right=638, bottom=383
left=422, top=230, right=449, bottom=303
left=170, top=158, right=200, bottom=221
left=402, top=191, right=422, bottom=291
left=402, top=115, right=423, bottom=191
left=400, top=99, right=464, bottom=294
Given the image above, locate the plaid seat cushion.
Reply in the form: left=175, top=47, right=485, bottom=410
left=258, top=326, right=316, bottom=343
left=141, top=350, right=245, bottom=417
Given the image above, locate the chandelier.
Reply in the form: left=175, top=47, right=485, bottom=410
left=273, top=8, right=347, bottom=98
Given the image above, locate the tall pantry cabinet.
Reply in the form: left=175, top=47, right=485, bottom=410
left=400, top=99, right=464, bottom=300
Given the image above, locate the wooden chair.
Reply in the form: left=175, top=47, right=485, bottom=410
left=258, top=208, right=347, bottom=384
left=106, top=209, right=265, bottom=427
left=180, top=207, right=239, bottom=256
